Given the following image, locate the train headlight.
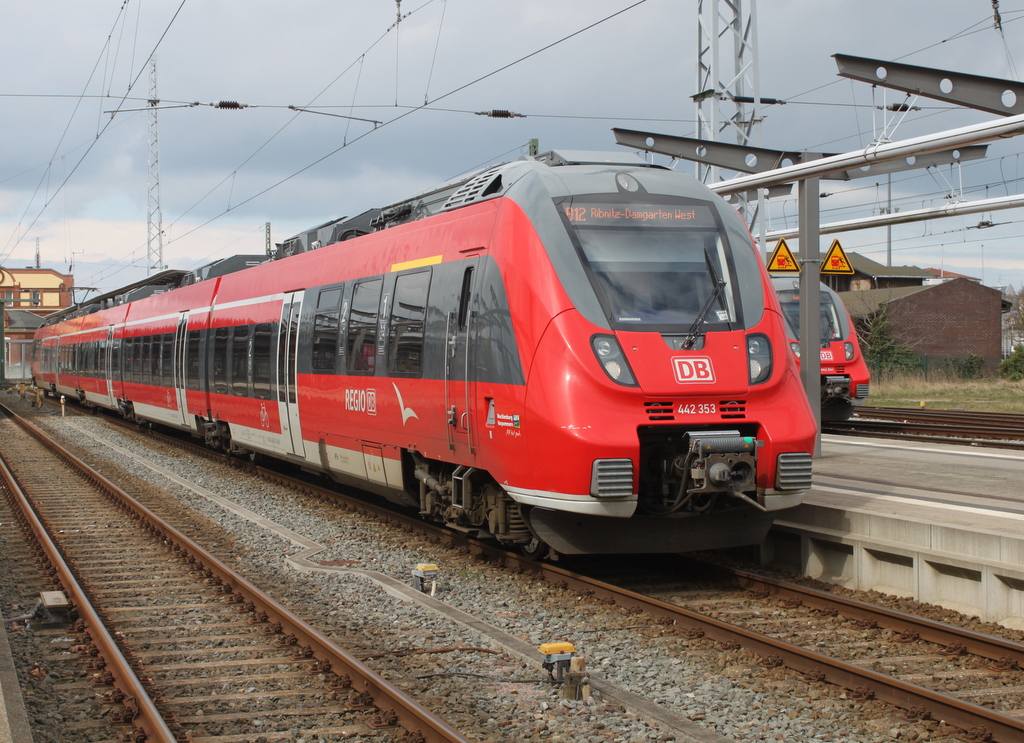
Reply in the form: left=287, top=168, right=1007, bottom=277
left=591, top=335, right=638, bottom=386
left=844, top=341, right=855, bottom=361
left=789, top=341, right=800, bottom=359
left=746, top=333, right=772, bottom=385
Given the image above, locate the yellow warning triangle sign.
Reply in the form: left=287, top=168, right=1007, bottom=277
left=767, top=238, right=800, bottom=273
left=820, top=239, right=855, bottom=274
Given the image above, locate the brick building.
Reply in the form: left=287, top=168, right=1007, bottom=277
left=839, top=278, right=1006, bottom=374
left=0, top=266, right=74, bottom=313
left=2, top=266, right=74, bottom=381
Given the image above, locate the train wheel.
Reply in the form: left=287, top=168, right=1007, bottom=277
left=520, top=537, right=547, bottom=561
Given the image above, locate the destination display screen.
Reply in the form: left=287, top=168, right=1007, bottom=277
left=561, top=202, right=717, bottom=228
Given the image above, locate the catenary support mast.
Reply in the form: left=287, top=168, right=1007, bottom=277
left=695, top=0, right=766, bottom=251
left=147, top=58, right=164, bottom=276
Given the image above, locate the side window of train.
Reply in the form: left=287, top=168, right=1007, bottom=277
left=111, top=338, right=120, bottom=379
left=346, top=278, right=383, bottom=374
left=458, top=265, right=474, bottom=331
left=253, top=323, right=273, bottom=400
left=388, top=270, right=429, bottom=375
left=124, top=339, right=133, bottom=382
left=151, top=336, right=162, bottom=386
left=161, top=334, right=174, bottom=386
left=231, top=325, right=250, bottom=396
left=141, top=335, right=152, bottom=384
left=312, top=287, right=342, bottom=373
left=213, top=327, right=230, bottom=395
left=132, top=337, right=142, bottom=383
left=186, top=330, right=201, bottom=391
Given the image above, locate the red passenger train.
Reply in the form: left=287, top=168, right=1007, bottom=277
left=34, top=150, right=816, bottom=557
left=772, top=277, right=871, bottom=422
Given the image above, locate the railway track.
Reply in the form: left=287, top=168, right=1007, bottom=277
left=15, top=394, right=1024, bottom=741
left=580, top=556, right=1024, bottom=741
left=0, top=402, right=469, bottom=743
left=69, top=400, right=1024, bottom=741
left=824, top=406, right=1024, bottom=449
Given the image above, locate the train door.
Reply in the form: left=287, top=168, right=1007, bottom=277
left=104, top=327, right=117, bottom=408
left=172, top=312, right=189, bottom=427
left=444, top=258, right=478, bottom=454
left=278, top=291, right=305, bottom=456
left=53, top=338, right=63, bottom=393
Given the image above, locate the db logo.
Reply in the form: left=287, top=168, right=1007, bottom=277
left=672, top=356, right=716, bottom=383
left=820, top=349, right=834, bottom=361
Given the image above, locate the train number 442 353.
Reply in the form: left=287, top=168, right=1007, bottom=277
left=677, top=402, right=717, bottom=415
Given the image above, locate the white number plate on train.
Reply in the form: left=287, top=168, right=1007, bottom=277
left=677, top=403, right=717, bottom=415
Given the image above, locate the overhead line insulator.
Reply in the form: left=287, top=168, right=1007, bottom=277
left=214, top=101, right=247, bottom=109
left=476, top=109, right=525, bottom=119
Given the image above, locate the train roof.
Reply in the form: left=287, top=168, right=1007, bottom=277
left=41, top=269, right=188, bottom=327
left=274, top=149, right=665, bottom=258
left=49, top=150, right=676, bottom=324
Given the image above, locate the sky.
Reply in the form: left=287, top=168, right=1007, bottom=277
left=3, top=0, right=1024, bottom=300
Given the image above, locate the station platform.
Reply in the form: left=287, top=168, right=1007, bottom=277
left=763, top=433, right=1024, bottom=628
left=0, top=608, right=32, bottom=743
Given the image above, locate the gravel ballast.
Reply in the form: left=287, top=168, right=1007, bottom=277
left=3, top=401, right=952, bottom=742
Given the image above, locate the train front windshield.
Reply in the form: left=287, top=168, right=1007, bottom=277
left=776, top=286, right=849, bottom=342
left=558, top=198, right=741, bottom=331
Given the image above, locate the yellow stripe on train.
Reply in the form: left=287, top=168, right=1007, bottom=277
left=391, top=255, right=443, bottom=272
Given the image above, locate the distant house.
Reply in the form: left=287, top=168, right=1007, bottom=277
left=2, top=308, right=45, bottom=380
left=0, top=265, right=75, bottom=315
left=2, top=265, right=74, bottom=381
left=921, top=267, right=981, bottom=286
left=839, top=278, right=1007, bottom=374
left=822, top=252, right=933, bottom=292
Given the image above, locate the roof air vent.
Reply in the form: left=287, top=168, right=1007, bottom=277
left=442, top=166, right=504, bottom=210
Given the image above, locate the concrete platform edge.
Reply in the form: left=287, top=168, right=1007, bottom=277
left=0, top=609, right=34, bottom=743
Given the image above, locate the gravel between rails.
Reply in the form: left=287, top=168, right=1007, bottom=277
left=4, top=398, right=962, bottom=743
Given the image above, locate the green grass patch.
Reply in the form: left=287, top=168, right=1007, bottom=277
left=866, top=376, right=1024, bottom=413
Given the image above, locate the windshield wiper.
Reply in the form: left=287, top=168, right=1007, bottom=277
left=681, top=251, right=727, bottom=349
left=821, top=308, right=838, bottom=345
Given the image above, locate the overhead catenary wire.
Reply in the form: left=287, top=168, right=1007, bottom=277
left=1, top=0, right=191, bottom=266
left=2, top=1, right=142, bottom=261
left=79, top=0, right=653, bottom=287
left=14, top=2, right=1020, bottom=291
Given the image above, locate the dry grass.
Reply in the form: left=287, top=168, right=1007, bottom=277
left=867, top=376, right=1024, bottom=413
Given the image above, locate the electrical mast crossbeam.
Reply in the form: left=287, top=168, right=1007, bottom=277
left=834, top=54, right=1024, bottom=117
left=613, top=128, right=988, bottom=180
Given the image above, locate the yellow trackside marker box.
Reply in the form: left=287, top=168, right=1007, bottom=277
left=538, top=642, right=576, bottom=656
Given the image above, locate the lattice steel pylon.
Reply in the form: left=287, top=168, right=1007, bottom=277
left=695, top=0, right=764, bottom=233
left=147, top=57, right=164, bottom=275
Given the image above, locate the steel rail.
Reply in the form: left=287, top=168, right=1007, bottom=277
left=855, top=406, right=1024, bottom=429
left=709, top=562, right=1024, bottom=668
left=534, top=563, right=1024, bottom=742
left=823, top=406, right=1024, bottom=449
left=80, top=404, right=1024, bottom=740
left=1, top=404, right=472, bottom=743
left=248, top=457, right=1024, bottom=741
left=0, top=413, right=178, bottom=743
